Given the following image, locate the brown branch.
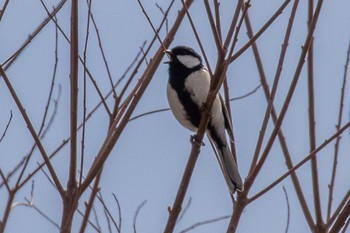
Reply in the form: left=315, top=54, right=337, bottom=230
left=0, top=110, right=12, bottom=143
left=247, top=0, right=324, bottom=190
left=181, top=0, right=212, bottom=75
left=179, top=215, right=231, bottom=233
left=1, top=0, right=67, bottom=69
left=80, top=0, right=193, bottom=195
left=0, top=66, right=64, bottom=196
left=79, top=171, right=102, bottom=233
left=89, top=9, right=118, bottom=101
left=39, top=0, right=112, bottom=117
left=328, top=189, right=350, bottom=228
left=329, top=198, right=350, bottom=233
left=230, top=0, right=291, bottom=63
left=0, top=169, right=11, bottom=192
left=306, top=0, right=324, bottom=228
left=204, top=0, right=222, bottom=50
left=0, top=0, right=10, bottom=22
left=243, top=6, right=315, bottom=229
left=327, top=41, right=350, bottom=222
left=68, top=0, right=79, bottom=191
left=248, top=121, right=350, bottom=203
left=137, top=0, right=166, bottom=51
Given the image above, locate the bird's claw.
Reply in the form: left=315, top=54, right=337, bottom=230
left=190, top=135, right=205, bottom=147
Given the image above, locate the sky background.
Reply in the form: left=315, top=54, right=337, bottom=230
left=1, top=0, right=350, bottom=232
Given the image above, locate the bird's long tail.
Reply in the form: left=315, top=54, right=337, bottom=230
left=207, top=131, right=243, bottom=194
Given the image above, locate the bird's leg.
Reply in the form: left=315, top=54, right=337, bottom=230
left=200, top=103, right=213, bottom=118
left=190, top=134, right=205, bottom=147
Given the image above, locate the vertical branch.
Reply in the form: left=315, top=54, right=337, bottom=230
left=327, top=41, right=350, bottom=222
left=69, top=0, right=79, bottom=190
left=244, top=5, right=315, bottom=230
left=60, top=1, right=79, bottom=232
left=306, top=0, right=324, bottom=229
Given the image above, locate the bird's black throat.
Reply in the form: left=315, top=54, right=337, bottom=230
left=168, top=61, right=203, bottom=128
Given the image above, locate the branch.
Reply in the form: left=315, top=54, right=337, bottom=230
left=133, top=200, right=147, bottom=233
left=327, top=41, right=350, bottom=221
left=248, top=121, right=350, bottom=203
left=0, top=66, right=64, bottom=196
left=0, top=110, right=12, bottom=143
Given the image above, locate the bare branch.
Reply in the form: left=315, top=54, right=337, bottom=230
left=327, top=41, right=350, bottom=221
left=283, top=187, right=290, bottom=233
left=0, top=66, right=64, bottom=196
left=179, top=215, right=231, bottom=233
left=0, top=110, right=12, bottom=143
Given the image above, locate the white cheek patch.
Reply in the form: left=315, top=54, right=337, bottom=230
left=177, top=55, right=201, bottom=68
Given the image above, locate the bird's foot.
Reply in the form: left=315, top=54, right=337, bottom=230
left=190, top=134, right=205, bottom=147
left=200, top=103, right=213, bottom=117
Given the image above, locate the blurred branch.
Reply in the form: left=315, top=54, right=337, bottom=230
left=112, top=193, right=122, bottom=232
left=179, top=215, right=231, bottom=233
left=283, top=187, right=290, bottom=233
left=133, top=200, right=147, bottom=233
left=0, top=0, right=10, bottom=22
left=177, top=197, right=192, bottom=223
left=0, top=110, right=12, bottom=143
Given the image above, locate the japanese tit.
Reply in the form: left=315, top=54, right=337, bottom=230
left=165, top=46, right=243, bottom=194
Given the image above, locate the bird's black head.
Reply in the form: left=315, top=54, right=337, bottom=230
left=165, top=46, right=203, bottom=70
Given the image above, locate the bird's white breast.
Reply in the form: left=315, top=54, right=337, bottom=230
left=184, top=68, right=210, bottom=106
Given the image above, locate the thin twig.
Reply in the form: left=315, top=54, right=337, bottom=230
left=90, top=10, right=117, bottom=101
left=181, top=0, right=212, bottom=75
left=283, top=187, right=290, bottom=233
left=178, top=197, right=192, bottom=223
left=80, top=0, right=192, bottom=195
left=133, top=200, right=147, bottom=233
left=137, top=0, right=166, bottom=51
left=92, top=207, right=102, bottom=233
left=155, top=3, right=169, bottom=33
left=230, top=0, right=291, bottom=63
left=327, top=41, right=350, bottom=221
left=0, top=66, right=64, bottom=196
left=0, top=110, right=12, bottom=143
left=23, top=197, right=60, bottom=229
left=1, top=0, right=67, bottom=69
left=244, top=4, right=314, bottom=229
left=306, top=0, right=323, bottom=227
left=179, top=215, right=231, bottom=233
left=248, top=121, right=350, bottom=203
left=112, top=193, right=122, bottom=233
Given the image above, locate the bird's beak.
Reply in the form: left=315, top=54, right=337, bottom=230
left=164, top=49, right=172, bottom=64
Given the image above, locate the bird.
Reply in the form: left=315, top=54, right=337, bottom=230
left=164, top=45, right=243, bottom=194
